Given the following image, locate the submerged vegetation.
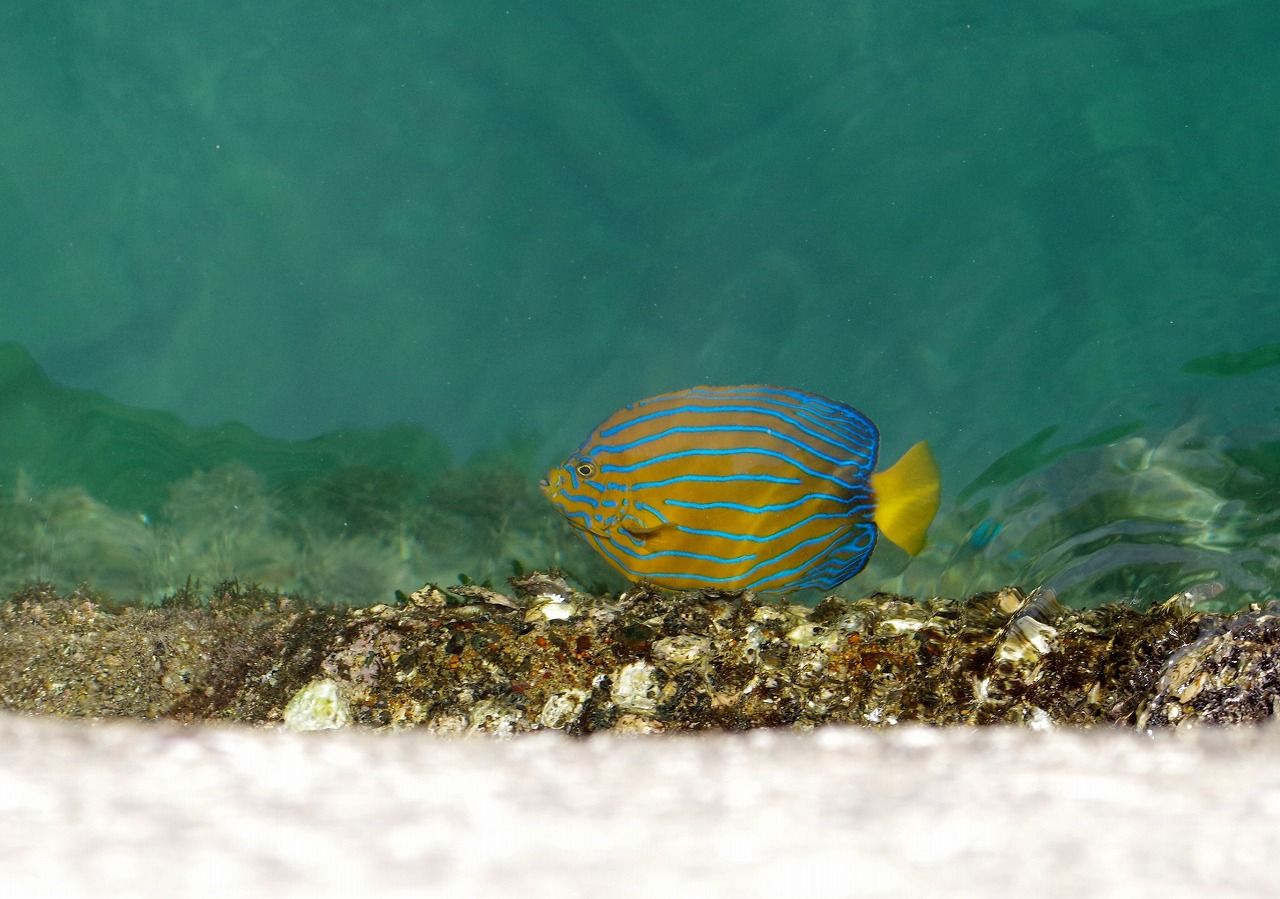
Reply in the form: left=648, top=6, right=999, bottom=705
left=888, top=420, right=1280, bottom=610
left=0, top=457, right=615, bottom=607
left=0, top=343, right=615, bottom=604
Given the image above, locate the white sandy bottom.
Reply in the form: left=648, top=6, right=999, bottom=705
left=1, top=713, right=1277, bottom=899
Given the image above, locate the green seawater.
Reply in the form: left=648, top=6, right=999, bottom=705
left=0, top=2, right=1277, bottom=607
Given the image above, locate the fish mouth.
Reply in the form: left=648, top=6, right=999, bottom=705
left=540, top=471, right=606, bottom=536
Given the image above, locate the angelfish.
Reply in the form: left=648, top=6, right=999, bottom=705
left=541, top=385, right=940, bottom=592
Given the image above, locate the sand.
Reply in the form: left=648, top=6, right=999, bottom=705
left=2, top=712, right=1277, bottom=898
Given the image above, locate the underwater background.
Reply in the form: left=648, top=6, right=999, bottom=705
left=0, top=1, right=1276, bottom=608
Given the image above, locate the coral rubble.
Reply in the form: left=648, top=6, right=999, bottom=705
left=0, top=577, right=1275, bottom=732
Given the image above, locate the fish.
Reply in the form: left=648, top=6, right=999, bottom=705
left=541, top=384, right=940, bottom=593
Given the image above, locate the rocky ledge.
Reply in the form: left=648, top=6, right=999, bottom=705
left=1, top=576, right=1275, bottom=732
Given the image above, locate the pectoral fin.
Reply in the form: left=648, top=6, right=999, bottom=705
left=616, top=516, right=681, bottom=552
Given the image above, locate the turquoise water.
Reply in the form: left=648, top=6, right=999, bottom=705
left=1, top=2, right=1277, bottom=606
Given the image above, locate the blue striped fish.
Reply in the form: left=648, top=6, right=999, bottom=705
left=541, top=385, right=940, bottom=593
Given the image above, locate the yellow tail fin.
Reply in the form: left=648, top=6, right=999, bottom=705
left=869, top=441, right=940, bottom=556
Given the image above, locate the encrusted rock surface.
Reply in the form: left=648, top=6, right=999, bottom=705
left=3, top=713, right=1280, bottom=899
left=2, top=575, right=1275, bottom=731
left=1143, top=604, right=1280, bottom=727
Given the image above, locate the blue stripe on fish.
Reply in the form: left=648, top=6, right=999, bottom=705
left=594, top=424, right=868, bottom=468
left=604, top=448, right=862, bottom=490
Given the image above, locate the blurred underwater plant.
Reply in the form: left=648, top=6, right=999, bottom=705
left=0, top=343, right=588, bottom=604
left=876, top=419, right=1280, bottom=609
left=0, top=456, right=608, bottom=606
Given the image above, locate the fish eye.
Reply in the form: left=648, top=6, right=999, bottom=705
left=574, top=460, right=597, bottom=478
